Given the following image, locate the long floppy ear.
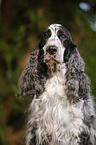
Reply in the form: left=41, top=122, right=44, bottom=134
left=18, top=45, right=47, bottom=97
left=64, top=41, right=77, bottom=63
left=64, top=42, right=89, bottom=102
left=65, top=41, right=85, bottom=72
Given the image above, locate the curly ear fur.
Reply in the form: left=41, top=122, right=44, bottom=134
left=64, top=44, right=96, bottom=143
left=18, top=46, right=47, bottom=97
left=65, top=44, right=90, bottom=102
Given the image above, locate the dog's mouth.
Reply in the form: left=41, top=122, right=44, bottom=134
left=45, top=56, right=61, bottom=64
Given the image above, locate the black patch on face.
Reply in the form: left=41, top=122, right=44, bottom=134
left=57, top=27, right=76, bottom=63
left=37, top=29, right=52, bottom=78
left=37, top=46, right=48, bottom=79
left=57, top=29, right=67, bottom=40
left=57, top=29, right=68, bottom=48
left=64, top=42, right=76, bottom=62
left=59, top=26, right=72, bottom=41
left=39, top=29, right=51, bottom=49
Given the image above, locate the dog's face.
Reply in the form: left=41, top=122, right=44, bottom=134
left=39, top=24, right=75, bottom=75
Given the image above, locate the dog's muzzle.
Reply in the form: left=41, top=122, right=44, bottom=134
left=45, top=46, right=61, bottom=64
left=44, top=45, right=61, bottom=76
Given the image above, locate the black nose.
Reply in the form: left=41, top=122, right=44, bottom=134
left=46, top=46, right=57, bottom=55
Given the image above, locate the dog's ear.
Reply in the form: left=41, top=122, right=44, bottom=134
left=64, top=41, right=77, bottom=63
left=18, top=46, right=47, bottom=97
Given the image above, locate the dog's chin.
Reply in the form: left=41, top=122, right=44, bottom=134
left=45, top=57, right=60, bottom=77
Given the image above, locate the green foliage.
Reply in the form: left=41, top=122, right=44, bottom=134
left=0, top=125, right=7, bottom=145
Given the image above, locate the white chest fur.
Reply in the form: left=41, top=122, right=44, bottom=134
left=28, top=64, right=83, bottom=145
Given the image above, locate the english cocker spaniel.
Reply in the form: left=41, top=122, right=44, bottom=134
left=18, top=24, right=96, bottom=145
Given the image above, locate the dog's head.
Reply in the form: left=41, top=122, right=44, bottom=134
left=18, top=24, right=85, bottom=97
left=39, top=24, right=76, bottom=75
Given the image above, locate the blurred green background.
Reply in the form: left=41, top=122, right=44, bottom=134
left=0, top=0, right=96, bottom=144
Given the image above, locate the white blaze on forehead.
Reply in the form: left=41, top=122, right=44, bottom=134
left=48, top=24, right=62, bottom=38
left=48, top=24, right=62, bottom=29
left=43, top=24, right=65, bottom=63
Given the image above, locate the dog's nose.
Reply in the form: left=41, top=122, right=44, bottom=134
left=46, top=46, right=57, bottom=55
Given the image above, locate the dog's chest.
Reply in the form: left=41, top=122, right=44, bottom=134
left=31, top=72, right=83, bottom=144
left=43, top=75, right=82, bottom=129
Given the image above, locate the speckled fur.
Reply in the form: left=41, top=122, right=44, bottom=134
left=18, top=24, right=96, bottom=145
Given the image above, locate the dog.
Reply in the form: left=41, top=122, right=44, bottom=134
left=18, top=24, right=96, bottom=145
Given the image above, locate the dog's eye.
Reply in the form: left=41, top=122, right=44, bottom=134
left=57, top=30, right=67, bottom=40
left=43, top=29, right=51, bottom=40
left=61, top=35, right=66, bottom=39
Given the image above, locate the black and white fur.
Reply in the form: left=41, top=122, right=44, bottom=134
left=18, top=24, right=96, bottom=145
